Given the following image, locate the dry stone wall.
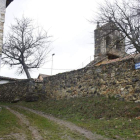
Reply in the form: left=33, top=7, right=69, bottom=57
left=0, top=79, right=44, bottom=102
left=44, top=58, right=140, bottom=102
left=0, top=57, right=140, bottom=102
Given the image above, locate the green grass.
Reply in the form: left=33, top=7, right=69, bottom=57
left=69, top=118, right=140, bottom=139
left=0, top=107, right=21, bottom=136
left=11, top=106, right=88, bottom=140
left=0, top=106, right=34, bottom=140
left=13, top=96, right=140, bottom=139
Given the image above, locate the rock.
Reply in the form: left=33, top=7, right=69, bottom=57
left=135, top=89, right=140, bottom=93
left=95, top=68, right=102, bottom=73
left=136, top=116, right=140, bottom=120
left=66, top=90, right=72, bottom=93
left=121, top=88, right=124, bottom=91
left=114, top=94, right=122, bottom=99
left=135, top=100, right=140, bottom=103
left=132, top=78, right=139, bottom=82
left=11, top=97, right=20, bottom=103
left=111, top=72, right=115, bottom=77
left=25, top=94, right=39, bottom=102
left=90, top=88, right=96, bottom=94
left=78, top=85, right=82, bottom=89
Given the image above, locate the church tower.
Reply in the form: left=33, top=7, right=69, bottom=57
left=0, top=0, right=13, bottom=68
left=94, top=21, right=125, bottom=62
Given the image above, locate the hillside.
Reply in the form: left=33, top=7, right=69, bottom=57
left=0, top=96, right=140, bottom=139
left=17, top=96, right=140, bottom=139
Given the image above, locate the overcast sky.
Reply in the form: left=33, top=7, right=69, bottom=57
left=1, top=0, right=104, bottom=79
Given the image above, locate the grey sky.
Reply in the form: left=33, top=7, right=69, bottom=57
left=1, top=0, right=102, bottom=79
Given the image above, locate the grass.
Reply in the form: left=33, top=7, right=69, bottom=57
left=14, top=96, right=140, bottom=139
left=0, top=107, right=21, bottom=136
left=69, top=117, right=140, bottom=139
left=11, top=106, right=88, bottom=140
left=0, top=106, right=33, bottom=139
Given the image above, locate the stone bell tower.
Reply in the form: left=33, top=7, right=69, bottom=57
left=94, top=21, right=125, bottom=62
left=0, top=0, right=13, bottom=68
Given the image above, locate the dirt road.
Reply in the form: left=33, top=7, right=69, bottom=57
left=1, top=105, right=110, bottom=140
left=17, top=106, right=110, bottom=140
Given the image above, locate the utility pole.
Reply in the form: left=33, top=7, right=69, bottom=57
left=51, top=53, right=55, bottom=75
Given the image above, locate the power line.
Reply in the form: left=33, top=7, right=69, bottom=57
left=40, top=67, right=74, bottom=71
left=39, top=55, right=94, bottom=72
left=77, top=55, right=94, bottom=68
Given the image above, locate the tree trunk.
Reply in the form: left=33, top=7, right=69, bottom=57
left=23, top=65, right=31, bottom=79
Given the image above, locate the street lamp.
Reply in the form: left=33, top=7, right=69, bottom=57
left=51, top=53, right=55, bottom=75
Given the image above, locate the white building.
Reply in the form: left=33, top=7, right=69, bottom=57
left=0, top=76, right=17, bottom=84
left=0, top=0, right=13, bottom=68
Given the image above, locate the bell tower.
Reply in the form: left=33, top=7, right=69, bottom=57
left=94, top=21, right=125, bottom=62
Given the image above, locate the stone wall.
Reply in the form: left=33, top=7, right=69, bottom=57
left=44, top=58, right=140, bottom=102
left=0, top=57, right=140, bottom=102
left=0, top=79, right=44, bottom=102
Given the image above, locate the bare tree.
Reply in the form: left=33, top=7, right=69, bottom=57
left=92, top=0, right=140, bottom=53
left=2, top=17, right=51, bottom=79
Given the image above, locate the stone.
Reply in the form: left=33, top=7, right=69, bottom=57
left=78, top=85, right=82, bottom=89
left=135, top=89, right=140, bottom=93
left=11, top=97, right=20, bottom=103
left=25, top=94, right=39, bottom=102
left=111, top=72, right=115, bottom=77
left=132, top=78, right=139, bottom=82
left=121, top=88, right=124, bottom=91
left=114, top=94, right=121, bottom=99
left=95, top=68, right=102, bottom=73
left=135, top=100, right=140, bottom=103
left=66, top=90, right=72, bottom=93
left=90, top=88, right=96, bottom=93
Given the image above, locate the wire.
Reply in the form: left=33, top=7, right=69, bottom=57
left=40, top=67, right=74, bottom=71
left=77, top=55, right=94, bottom=68
left=40, top=55, right=94, bottom=71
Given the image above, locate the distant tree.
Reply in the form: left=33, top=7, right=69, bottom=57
left=2, top=17, right=51, bottom=79
left=92, top=0, right=140, bottom=53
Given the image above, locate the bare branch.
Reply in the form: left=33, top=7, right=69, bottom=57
left=92, top=0, right=140, bottom=53
left=2, top=17, right=52, bottom=79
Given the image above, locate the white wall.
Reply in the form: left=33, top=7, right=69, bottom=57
left=0, top=80, right=9, bottom=84
left=0, top=0, right=6, bottom=54
left=0, top=0, right=6, bottom=71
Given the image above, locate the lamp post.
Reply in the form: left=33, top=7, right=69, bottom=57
left=51, top=53, right=55, bottom=75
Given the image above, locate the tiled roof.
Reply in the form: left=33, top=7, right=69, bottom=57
left=105, top=53, right=140, bottom=64
left=38, top=74, right=50, bottom=78
left=33, top=78, right=43, bottom=83
left=86, top=53, right=140, bottom=67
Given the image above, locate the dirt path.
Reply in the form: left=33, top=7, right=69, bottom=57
left=17, top=106, right=110, bottom=140
left=5, top=106, right=43, bottom=140
left=0, top=133, right=27, bottom=140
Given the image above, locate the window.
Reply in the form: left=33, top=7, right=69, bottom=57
left=106, top=36, right=111, bottom=48
left=116, top=40, right=121, bottom=50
